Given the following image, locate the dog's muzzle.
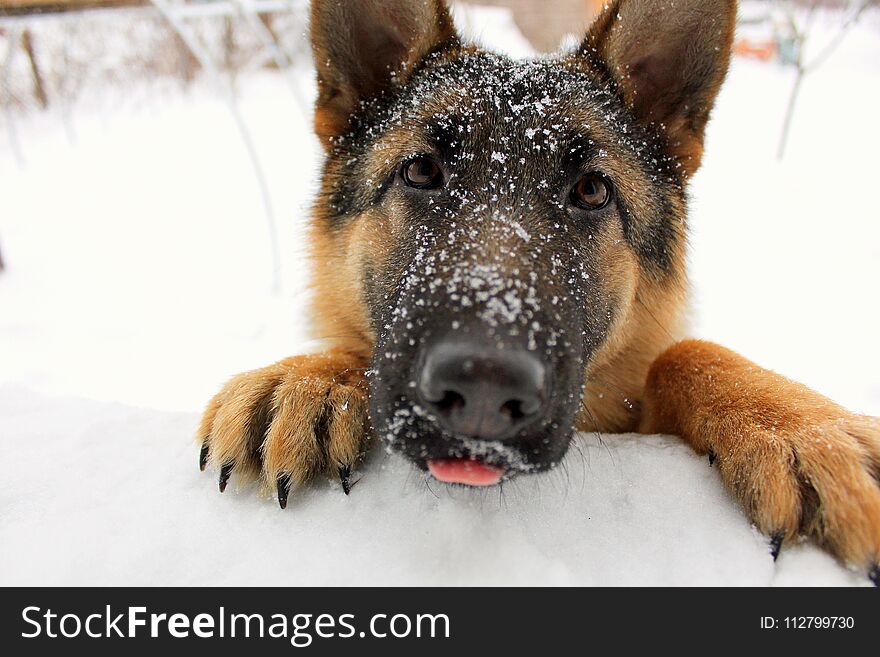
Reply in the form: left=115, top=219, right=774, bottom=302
left=415, top=339, right=550, bottom=484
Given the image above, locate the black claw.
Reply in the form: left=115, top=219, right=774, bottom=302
left=218, top=463, right=233, bottom=493
left=339, top=466, right=352, bottom=496
left=708, top=450, right=717, bottom=466
left=277, top=475, right=291, bottom=510
left=870, top=564, right=879, bottom=588
left=199, top=443, right=209, bottom=472
left=769, top=531, right=785, bottom=561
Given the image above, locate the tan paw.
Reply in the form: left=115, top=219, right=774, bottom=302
left=642, top=340, right=880, bottom=583
left=196, top=350, right=370, bottom=507
left=714, top=408, right=880, bottom=581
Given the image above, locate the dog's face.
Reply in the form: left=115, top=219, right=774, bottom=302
left=352, top=55, right=678, bottom=478
left=310, top=0, right=736, bottom=484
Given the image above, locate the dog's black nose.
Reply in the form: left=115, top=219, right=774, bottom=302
left=417, top=341, right=547, bottom=440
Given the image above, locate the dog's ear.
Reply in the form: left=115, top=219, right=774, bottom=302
left=310, top=0, right=457, bottom=147
left=583, top=0, right=737, bottom=176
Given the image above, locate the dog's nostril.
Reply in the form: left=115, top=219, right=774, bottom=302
left=436, top=390, right=466, bottom=414
left=500, top=399, right=525, bottom=421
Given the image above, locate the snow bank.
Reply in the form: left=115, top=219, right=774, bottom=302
left=0, top=386, right=866, bottom=586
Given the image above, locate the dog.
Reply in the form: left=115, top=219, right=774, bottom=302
left=196, top=0, right=880, bottom=584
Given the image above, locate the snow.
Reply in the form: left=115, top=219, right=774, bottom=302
left=1, top=3, right=878, bottom=586
left=0, top=383, right=865, bottom=587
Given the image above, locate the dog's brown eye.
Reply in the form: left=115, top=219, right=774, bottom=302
left=571, top=174, right=611, bottom=210
left=402, top=156, right=445, bottom=190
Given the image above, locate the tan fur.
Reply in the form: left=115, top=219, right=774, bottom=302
left=578, top=273, right=688, bottom=433
left=307, top=215, right=378, bottom=351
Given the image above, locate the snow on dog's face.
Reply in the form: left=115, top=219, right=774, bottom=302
left=309, top=0, right=736, bottom=482
left=351, top=55, right=670, bottom=477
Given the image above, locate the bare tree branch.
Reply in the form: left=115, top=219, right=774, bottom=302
left=777, top=0, right=876, bottom=159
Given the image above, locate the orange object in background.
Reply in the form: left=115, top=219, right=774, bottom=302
left=586, top=0, right=606, bottom=19
left=734, top=38, right=777, bottom=62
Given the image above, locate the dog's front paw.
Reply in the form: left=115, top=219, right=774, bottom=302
left=643, top=341, right=880, bottom=583
left=715, top=408, right=880, bottom=581
left=196, top=351, right=369, bottom=507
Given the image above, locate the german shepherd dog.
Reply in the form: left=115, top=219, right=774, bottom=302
left=197, top=0, right=880, bottom=583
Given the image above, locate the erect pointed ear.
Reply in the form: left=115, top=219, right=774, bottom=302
left=584, top=0, right=737, bottom=177
left=310, top=0, right=458, bottom=147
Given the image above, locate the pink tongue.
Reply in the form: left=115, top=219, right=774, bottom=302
left=428, top=459, right=504, bottom=486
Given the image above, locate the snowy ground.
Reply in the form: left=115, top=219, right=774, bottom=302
left=0, top=5, right=878, bottom=586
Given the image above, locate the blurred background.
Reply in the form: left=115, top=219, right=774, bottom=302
left=1, top=0, right=878, bottom=417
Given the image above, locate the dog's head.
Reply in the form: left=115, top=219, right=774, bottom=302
left=309, top=0, right=736, bottom=484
